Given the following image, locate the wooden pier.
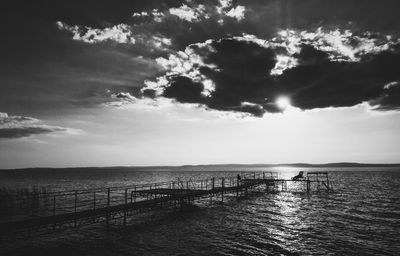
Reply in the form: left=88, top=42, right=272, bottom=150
left=0, top=171, right=331, bottom=235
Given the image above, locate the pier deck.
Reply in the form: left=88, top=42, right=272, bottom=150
left=0, top=171, right=331, bottom=235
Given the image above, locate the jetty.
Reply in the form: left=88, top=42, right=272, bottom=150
left=0, top=171, right=331, bottom=236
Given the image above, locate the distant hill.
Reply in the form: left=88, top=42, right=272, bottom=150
left=179, top=162, right=400, bottom=168
left=2, top=162, right=400, bottom=171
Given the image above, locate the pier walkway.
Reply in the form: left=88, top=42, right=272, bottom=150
left=0, top=171, right=330, bottom=235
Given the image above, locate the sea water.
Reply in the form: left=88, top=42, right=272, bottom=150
left=0, top=167, right=399, bottom=255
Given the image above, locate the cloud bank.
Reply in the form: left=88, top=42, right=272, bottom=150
left=140, top=28, right=400, bottom=117
left=0, top=112, right=71, bottom=139
left=50, top=1, right=400, bottom=118
left=57, top=22, right=136, bottom=44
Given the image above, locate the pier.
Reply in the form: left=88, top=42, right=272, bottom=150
left=0, top=171, right=331, bottom=236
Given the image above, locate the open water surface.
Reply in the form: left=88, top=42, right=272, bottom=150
left=0, top=167, right=399, bottom=255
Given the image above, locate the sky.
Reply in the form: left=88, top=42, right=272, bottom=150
left=1, top=0, right=400, bottom=169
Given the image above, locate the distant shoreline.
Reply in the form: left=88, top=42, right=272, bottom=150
left=1, top=162, right=400, bottom=171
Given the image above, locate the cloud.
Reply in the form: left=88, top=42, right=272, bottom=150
left=54, top=5, right=400, bottom=117
left=0, top=112, right=73, bottom=139
left=235, top=28, right=398, bottom=75
left=57, top=22, right=136, bottom=44
left=131, top=0, right=247, bottom=25
left=139, top=29, right=400, bottom=117
left=224, top=5, right=246, bottom=21
left=57, top=20, right=174, bottom=54
left=166, top=1, right=246, bottom=23
left=369, top=81, right=400, bottom=111
left=141, top=37, right=280, bottom=116
left=132, top=9, right=165, bottom=23
left=169, top=4, right=207, bottom=22
left=217, top=0, right=246, bottom=23
left=271, top=29, right=396, bottom=62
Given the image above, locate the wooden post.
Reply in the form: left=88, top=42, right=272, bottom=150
left=93, top=192, right=96, bottom=210
left=74, top=191, right=77, bottom=227
left=221, top=178, right=224, bottom=203
left=210, top=179, right=213, bottom=204
left=325, top=174, right=329, bottom=192
left=53, top=195, right=56, bottom=229
left=124, top=189, right=127, bottom=227
left=212, top=178, right=215, bottom=190
left=106, top=188, right=110, bottom=225
left=236, top=177, right=239, bottom=197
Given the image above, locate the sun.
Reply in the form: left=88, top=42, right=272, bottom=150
left=276, top=96, right=291, bottom=110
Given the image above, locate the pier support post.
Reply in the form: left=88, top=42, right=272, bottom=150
left=236, top=177, right=239, bottom=197
left=326, top=176, right=330, bottom=192
left=124, top=189, right=127, bottom=227
left=74, top=191, right=77, bottom=227
left=53, top=195, right=56, bottom=229
left=106, top=188, right=110, bottom=226
left=221, top=178, right=224, bottom=203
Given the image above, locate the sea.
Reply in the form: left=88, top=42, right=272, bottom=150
left=0, top=166, right=399, bottom=256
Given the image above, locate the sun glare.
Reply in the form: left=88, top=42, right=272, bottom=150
left=276, top=96, right=291, bottom=110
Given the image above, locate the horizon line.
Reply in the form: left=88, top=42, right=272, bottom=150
left=2, top=162, right=400, bottom=171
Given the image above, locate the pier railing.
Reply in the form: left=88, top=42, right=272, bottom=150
left=0, top=171, right=331, bottom=234
left=0, top=171, right=277, bottom=226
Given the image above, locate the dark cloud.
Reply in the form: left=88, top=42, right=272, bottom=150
left=0, top=127, right=66, bottom=139
left=143, top=34, right=400, bottom=116
left=280, top=45, right=400, bottom=110
left=2, top=0, right=400, bottom=119
left=370, top=82, right=400, bottom=110
left=159, top=39, right=281, bottom=116
left=0, top=112, right=69, bottom=139
left=163, top=76, right=206, bottom=104
left=200, top=39, right=280, bottom=114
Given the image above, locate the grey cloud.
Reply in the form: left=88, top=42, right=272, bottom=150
left=140, top=29, right=400, bottom=116
left=0, top=112, right=70, bottom=139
